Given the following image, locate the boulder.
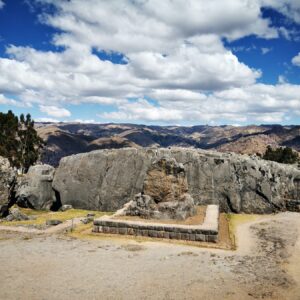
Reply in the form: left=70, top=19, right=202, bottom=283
left=122, top=157, right=196, bottom=220
left=46, top=219, right=62, bottom=226
left=0, top=156, right=16, bottom=217
left=60, top=204, right=73, bottom=212
left=15, top=164, right=57, bottom=210
left=5, top=207, right=31, bottom=221
left=52, top=148, right=300, bottom=214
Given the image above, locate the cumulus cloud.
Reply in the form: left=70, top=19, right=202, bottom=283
left=39, top=105, right=71, bottom=118
left=102, top=83, right=300, bottom=124
left=292, top=52, right=300, bottom=66
left=0, top=0, right=299, bottom=124
left=40, top=0, right=278, bottom=53
left=262, top=0, right=300, bottom=24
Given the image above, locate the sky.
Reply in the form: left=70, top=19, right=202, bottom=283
left=0, top=0, right=300, bottom=125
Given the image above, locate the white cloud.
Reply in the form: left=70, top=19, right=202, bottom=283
left=261, top=0, right=300, bottom=24
left=292, top=52, right=300, bottom=66
left=35, top=117, right=59, bottom=123
left=39, top=105, right=71, bottom=118
left=102, top=83, right=300, bottom=124
left=0, top=0, right=299, bottom=124
left=0, top=1, right=4, bottom=9
left=278, top=75, right=287, bottom=84
left=0, top=94, right=21, bottom=106
left=261, top=47, right=272, bottom=55
left=70, top=119, right=99, bottom=124
left=40, top=0, right=278, bottom=54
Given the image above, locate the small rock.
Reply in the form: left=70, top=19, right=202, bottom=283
left=46, top=219, right=62, bottom=226
left=60, top=204, right=73, bottom=212
left=81, top=216, right=94, bottom=224
left=86, top=213, right=95, bottom=217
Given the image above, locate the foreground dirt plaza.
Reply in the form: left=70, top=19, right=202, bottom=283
left=0, top=212, right=299, bottom=300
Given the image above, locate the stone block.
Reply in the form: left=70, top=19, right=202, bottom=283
left=92, top=226, right=99, bottom=233
left=207, top=235, right=218, bottom=243
left=148, top=230, right=157, bottom=238
left=157, top=231, right=165, bottom=238
left=163, top=232, right=170, bottom=239
left=181, top=233, right=189, bottom=240
left=127, top=228, right=134, bottom=235
left=195, top=234, right=205, bottom=242
left=169, top=232, right=177, bottom=239
left=142, top=230, right=148, bottom=236
left=189, top=234, right=196, bottom=241
left=118, top=228, right=127, bottom=235
left=109, top=227, right=117, bottom=234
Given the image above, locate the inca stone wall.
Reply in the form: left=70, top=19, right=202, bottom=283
left=93, top=205, right=219, bottom=243
left=52, top=148, right=300, bottom=214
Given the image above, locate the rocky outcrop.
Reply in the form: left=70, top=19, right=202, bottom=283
left=121, top=157, right=196, bottom=220
left=15, top=165, right=57, bottom=210
left=53, top=148, right=300, bottom=214
left=0, top=156, right=16, bottom=217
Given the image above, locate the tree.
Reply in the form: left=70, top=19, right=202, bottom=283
left=17, top=113, right=44, bottom=173
left=0, top=111, right=44, bottom=172
left=0, top=110, right=19, bottom=166
left=263, top=145, right=299, bottom=164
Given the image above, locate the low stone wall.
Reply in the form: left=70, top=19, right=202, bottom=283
left=93, top=205, right=219, bottom=243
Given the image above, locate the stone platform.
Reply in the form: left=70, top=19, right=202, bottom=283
left=93, top=205, right=219, bottom=243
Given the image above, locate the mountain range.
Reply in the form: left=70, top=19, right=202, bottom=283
left=36, top=123, right=300, bottom=166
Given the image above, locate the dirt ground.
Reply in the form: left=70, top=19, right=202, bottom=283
left=0, top=212, right=299, bottom=300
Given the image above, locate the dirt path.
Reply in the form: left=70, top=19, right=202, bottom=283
left=0, top=212, right=299, bottom=300
left=0, top=217, right=83, bottom=234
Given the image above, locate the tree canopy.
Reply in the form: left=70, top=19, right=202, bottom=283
left=263, top=145, right=299, bottom=164
left=0, top=110, right=44, bottom=172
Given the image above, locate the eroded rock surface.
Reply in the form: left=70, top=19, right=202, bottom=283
left=122, top=157, right=196, bottom=220
left=0, top=156, right=16, bottom=217
left=53, top=148, right=300, bottom=213
left=15, top=165, right=57, bottom=210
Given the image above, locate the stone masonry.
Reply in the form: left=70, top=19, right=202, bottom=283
left=93, top=205, right=219, bottom=243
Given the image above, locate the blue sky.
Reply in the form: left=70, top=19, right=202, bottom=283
left=0, top=0, right=300, bottom=125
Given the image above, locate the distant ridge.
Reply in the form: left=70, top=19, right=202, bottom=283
left=36, top=123, right=300, bottom=166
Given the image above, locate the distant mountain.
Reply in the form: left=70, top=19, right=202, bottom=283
left=35, top=123, right=300, bottom=166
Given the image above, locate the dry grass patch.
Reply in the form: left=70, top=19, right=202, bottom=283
left=0, top=206, right=111, bottom=227
left=226, top=213, right=261, bottom=249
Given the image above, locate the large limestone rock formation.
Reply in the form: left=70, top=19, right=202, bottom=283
left=0, top=156, right=16, bottom=217
left=121, top=157, right=196, bottom=220
left=53, top=148, right=300, bottom=214
left=15, top=164, right=57, bottom=210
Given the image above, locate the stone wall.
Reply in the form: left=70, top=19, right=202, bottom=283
left=93, top=205, right=219, bottom=243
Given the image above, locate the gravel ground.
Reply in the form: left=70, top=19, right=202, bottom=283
left=0, top=212, right=299, bottom=300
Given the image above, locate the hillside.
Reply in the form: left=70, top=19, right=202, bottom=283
left=36, top=123, right=300, bottom=166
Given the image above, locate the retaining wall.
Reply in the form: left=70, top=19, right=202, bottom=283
left=93, top=205, right=219, bottom=243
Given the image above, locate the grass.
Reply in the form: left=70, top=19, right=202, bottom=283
left=0, top=206, right=112, bottom=227
left=226, top=213, right=260, bottom=248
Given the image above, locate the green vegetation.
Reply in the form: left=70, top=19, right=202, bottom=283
left=263, top=145, right=299, bottom=164
left=0, top=110, right=43, bottom=172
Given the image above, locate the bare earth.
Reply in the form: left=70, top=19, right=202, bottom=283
left=0, top=212, right=299, bottom=300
